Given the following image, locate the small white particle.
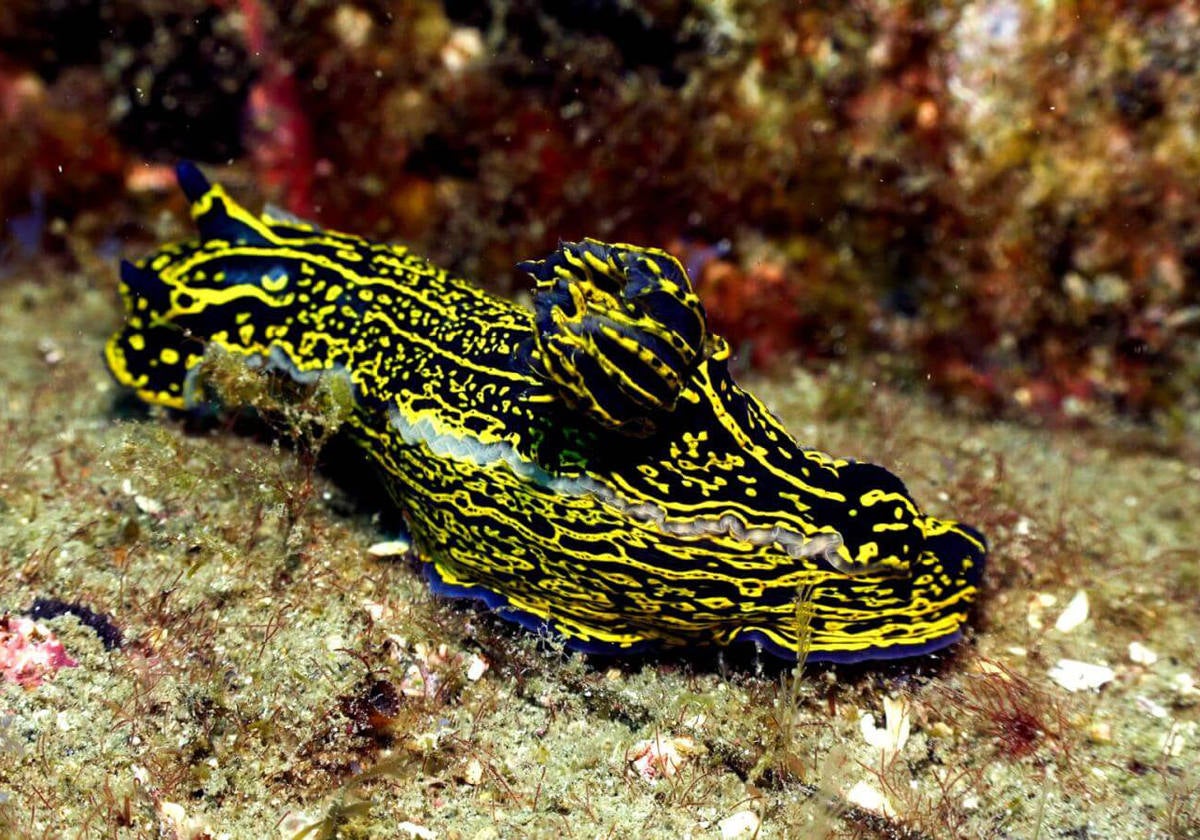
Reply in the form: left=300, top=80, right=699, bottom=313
left=1161, top=723, right=1195, bottom=758
left=461, top=757, right=484, bottom=786
left=718, top=810, right=761, bottom=840
left=442, top=27, right=484, bottom=73
left=367, top=538, right=412, bottom=557
left=1171, top=672, right=1200, bottom=700
left=1128, top=641, right=1158, bottom=666
left=278, top=811, right=318, bottom=838
left=626, top=735, right=702, bottom=783
left=1136, top=695, right=1168, bottom=719
left=465, top=653, right=488, bottom=682
left=860, top=695, right=911, bottom=756
left=134, top=494, right=164, bottom=515
left=846, top=780, right=896, bottom=817
left=1027, top=592, right=1057, bottom=630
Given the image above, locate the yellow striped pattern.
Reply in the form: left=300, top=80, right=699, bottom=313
left=105, top=163, right=987, bottom=663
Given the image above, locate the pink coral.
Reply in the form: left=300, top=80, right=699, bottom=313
left=0, top=615, right=78, bottom=689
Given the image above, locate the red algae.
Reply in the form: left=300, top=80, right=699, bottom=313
left=0, top=616, right=78, bottom=689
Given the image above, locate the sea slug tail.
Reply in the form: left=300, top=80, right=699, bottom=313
left=175, top=160, right=273, bottom=247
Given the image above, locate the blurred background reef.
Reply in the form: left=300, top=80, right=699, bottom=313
left=2, top=0, right=1199, bottom=433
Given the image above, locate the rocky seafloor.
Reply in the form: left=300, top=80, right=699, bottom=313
left=2, top=2, right=1199, bottom=837
left=1, top=253, right=1198, bottom=838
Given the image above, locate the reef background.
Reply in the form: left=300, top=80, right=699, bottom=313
left=1, top=1, right=1199, bottom=838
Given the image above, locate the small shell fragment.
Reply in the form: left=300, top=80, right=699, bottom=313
left=134, top=494, right=164, bottom=515
left=859, top=695, right=912, bottom=756
left=361, top=600, right=392, bottom=622
left=626, top=734, right=703, bottom=783
left=1027, top=593, right=1058, bottom=630
left=397, top=822, right=436, bottom=840
left=158, top=801, right=213, bottom=840
left=460, top=757, right=484, bottom=786
left=1128, top=641, right=1158, bottom=666
left=368, top=539, right=413, bottom=557
left=1048, top=659, right=1115, bottom=692
left=1053, top=590, right=1089, bottom=633
left=465, top=653, right=488, bottom=682
left=1171, top=673, right=1200, bottom=702
left=718, top=810, right=761, bottom=840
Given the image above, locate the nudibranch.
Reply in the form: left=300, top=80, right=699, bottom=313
left=106, top=162, right=986, bottom=663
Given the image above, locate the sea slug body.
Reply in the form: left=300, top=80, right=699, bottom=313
left=106, top=162, right=987, bottom=663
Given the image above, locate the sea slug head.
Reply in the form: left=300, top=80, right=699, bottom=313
left=817, top=459, right=929, bottom=577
